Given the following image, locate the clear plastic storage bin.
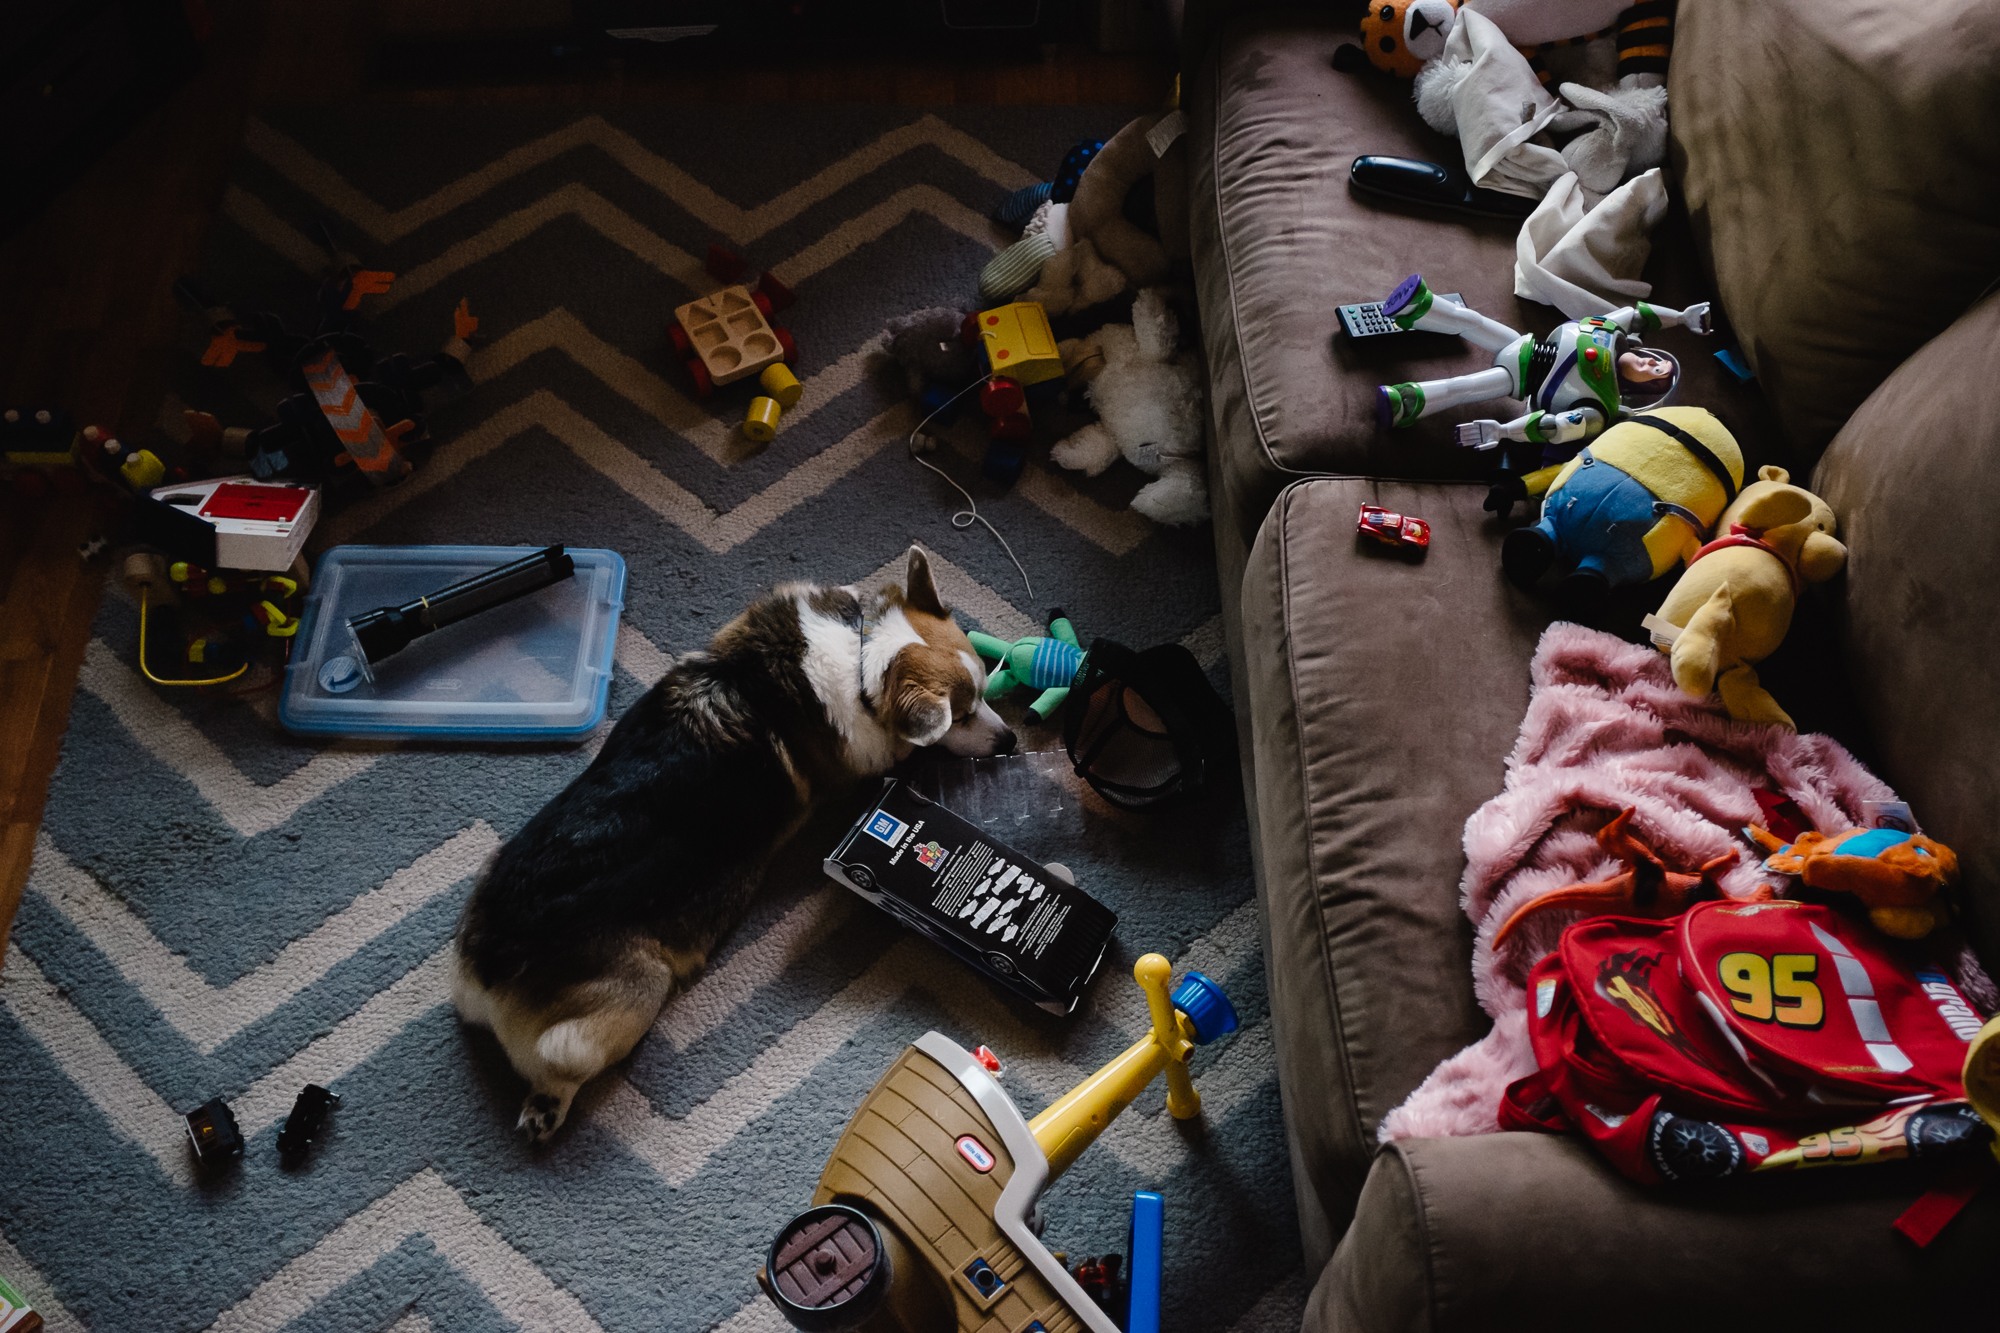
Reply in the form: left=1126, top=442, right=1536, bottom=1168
left=280, top=545, right=626, bottom=740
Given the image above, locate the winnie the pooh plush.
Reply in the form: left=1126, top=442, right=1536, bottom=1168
left=1645, top=465, right=1847, bottom=730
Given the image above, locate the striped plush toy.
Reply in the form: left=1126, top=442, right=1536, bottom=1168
left=969, top=612, right=1087, bottom=724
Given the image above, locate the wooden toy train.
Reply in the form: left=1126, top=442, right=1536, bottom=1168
left=759, top=953, right=1237, bottom=1333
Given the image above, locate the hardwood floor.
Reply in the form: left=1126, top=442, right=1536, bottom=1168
left=0, top=1, right=1171, bottom=957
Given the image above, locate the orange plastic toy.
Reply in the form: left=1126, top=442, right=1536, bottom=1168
left=1748, top=824, right=1958, bottom=939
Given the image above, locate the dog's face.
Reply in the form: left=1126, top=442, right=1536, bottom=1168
left=875, top=547, right=1016, bottom=759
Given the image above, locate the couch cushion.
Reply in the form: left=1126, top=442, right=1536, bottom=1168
left=1671, top=0, right=2000, bottom=463
left=1241, top=475, right=1554, bottom=1268
left=1813, top=289, right=2000, bottom=970
left=1310, top=1134, right=1999, bottom=1331
left=1189, top=13, right=1782, bottom=566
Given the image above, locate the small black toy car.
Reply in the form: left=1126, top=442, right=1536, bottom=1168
left=277, top=1084, right=340, bottom=1162
left=184, top=1097, right=243, bottom=1162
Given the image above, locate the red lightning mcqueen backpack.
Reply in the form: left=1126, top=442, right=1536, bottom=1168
left=1500, top=899, right=1990, bottom=1190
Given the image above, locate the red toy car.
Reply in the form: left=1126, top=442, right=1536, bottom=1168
left=1358, top=503, right=1430, bottom=549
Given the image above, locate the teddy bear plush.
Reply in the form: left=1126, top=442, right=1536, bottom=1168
left=980, top=112, right=1191, bottom=318
left=1048, top=288, right=1208, bottom=526
left=1646, top=465, right=1847, bottom=730
left=877, top=306, right=979, bottom=397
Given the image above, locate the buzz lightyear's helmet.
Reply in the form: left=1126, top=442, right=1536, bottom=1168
left=1615, top=345, right=1682, bottom=413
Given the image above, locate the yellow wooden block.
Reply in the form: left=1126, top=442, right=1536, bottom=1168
left=673, top=285, right=784, bottom=387
left=758, top=362, right=802, bottom=408
left=972, top=302, right=1064, bottom=386
left=742, top=396, right=782, bottom=442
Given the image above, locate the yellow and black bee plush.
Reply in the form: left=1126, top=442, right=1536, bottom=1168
left=1335, top=0, right=1460, bottom=78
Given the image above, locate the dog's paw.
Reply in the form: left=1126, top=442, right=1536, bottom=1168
left=516, top=1091, right=567, bottom=1144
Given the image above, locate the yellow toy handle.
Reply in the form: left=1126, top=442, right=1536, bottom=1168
left=1964, top=1015, right=2000, bottom=1163
left=1027, top=954, right=1203, bottom=1181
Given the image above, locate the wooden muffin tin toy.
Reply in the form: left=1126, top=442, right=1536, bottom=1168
left=670, top=248, right=804, bottom=442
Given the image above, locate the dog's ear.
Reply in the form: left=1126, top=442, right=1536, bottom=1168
left=904, top=545, right=948, bottom=619
left=886, top=647, right=955, bottom=746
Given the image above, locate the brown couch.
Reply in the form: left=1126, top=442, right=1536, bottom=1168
left=1175, top=1, right=2000, bottom=1325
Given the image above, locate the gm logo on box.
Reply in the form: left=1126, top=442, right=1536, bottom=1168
left=864, top=811, right=908, bottom=846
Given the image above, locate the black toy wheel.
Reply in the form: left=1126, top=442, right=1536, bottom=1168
left=766, top=1204, right=890, bottom=1332
left=844, top=864, right=875, bottom=891
left=1907, top=1103, right=1990, bottom=1157
left=1647, top=1112, right=1743, bottom=1181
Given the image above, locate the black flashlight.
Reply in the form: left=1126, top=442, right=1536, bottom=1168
left=345, top=545, right=575, bottom=666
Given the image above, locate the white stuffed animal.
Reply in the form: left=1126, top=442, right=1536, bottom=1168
left=1049, top=289, right=1208, bottom=526
left=1407, top=0, right=1672, bottom=197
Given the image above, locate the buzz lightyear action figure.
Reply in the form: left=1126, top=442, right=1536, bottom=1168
left=1373, top=272, right=1712, bottom=464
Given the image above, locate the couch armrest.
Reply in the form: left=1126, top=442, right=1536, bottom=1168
left=1309, top=1134, right=2000, bottom=1332
left=1812, top=288, right=2000, bottom=969
left=1670, top=0, right=2000, bottom=463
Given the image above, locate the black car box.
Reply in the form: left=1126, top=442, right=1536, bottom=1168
left=824, top=779, right=1115, bottom=1014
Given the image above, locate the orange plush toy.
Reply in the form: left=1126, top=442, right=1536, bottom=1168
left=1748, top=825, right=1959, bottom=940
left=1490, top=807, right=1754, bottom=951
left=1354, top=0, right=1454, bottom=78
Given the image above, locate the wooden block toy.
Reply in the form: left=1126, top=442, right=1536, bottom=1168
left=674, top=285, right=785, bottom=389
left=740, top=365, right=804, bottom=443
left=972, top=302, right=1064, bottom=387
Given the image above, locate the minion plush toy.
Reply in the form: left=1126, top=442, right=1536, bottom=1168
left=1502, top=406, right=1744, bottom=614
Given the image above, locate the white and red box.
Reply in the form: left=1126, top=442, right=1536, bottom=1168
left=148, top=475, right=319, bottom=571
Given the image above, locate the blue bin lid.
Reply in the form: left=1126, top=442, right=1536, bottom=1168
left=279, top=544, right=626, bottom=740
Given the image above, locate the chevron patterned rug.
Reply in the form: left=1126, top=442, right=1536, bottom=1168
left=0, top=106, right=1305, bottom=1333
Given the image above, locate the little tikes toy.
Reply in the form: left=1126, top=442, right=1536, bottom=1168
left=1642, top=466, right=1847, bottom=730
left=760, top=954, right=1237, bottom=1333
left=1502, top=405, right=1745, bottom=613
left=1374, top=274, right=1710, bottom=464
left=1357, top=503, right=1431, bottom=549
left=970, top=610, right=1084, bottom=723
left=1491, top=806, right=1756, bottom=951
left=1748, top=824, right=1959, bottom=941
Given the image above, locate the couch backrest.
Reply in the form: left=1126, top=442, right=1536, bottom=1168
left=1670, top=0, right=2000, bottom=465
left=1813, top=290, right=2000, bottom=969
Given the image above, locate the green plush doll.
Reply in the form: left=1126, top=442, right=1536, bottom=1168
left=969, top=610, right=1085, bottom=723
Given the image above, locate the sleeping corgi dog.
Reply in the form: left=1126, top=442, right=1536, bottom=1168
left=452, top=546, right=1014, bottom=1141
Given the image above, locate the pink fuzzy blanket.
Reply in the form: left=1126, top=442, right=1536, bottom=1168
left=1381, top=623, right=1963, bottom=1143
